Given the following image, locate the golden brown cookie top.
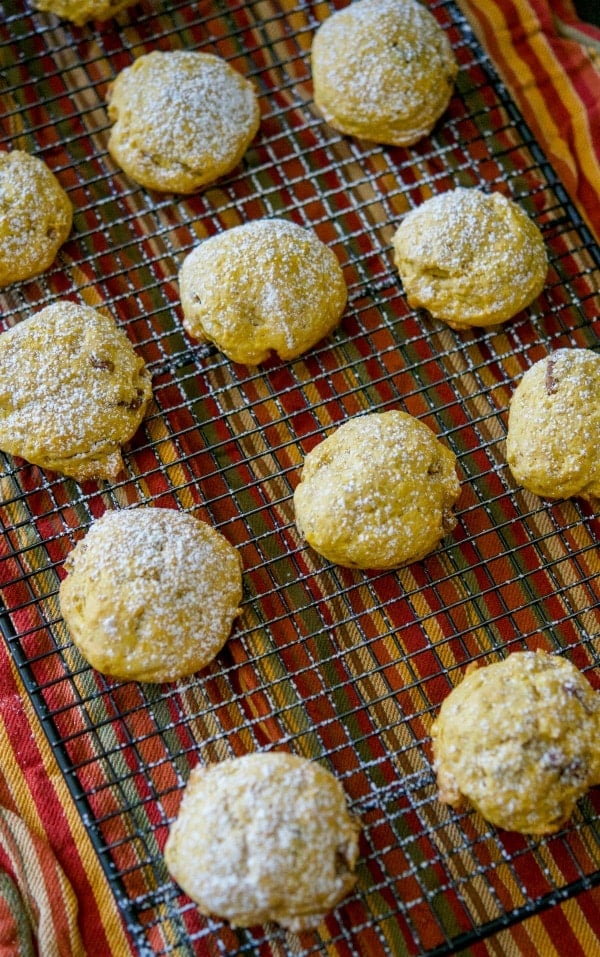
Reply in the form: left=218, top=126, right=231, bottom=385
left=107, top=50, right=260, bottom=193
left=179, top=218, right=347, bottom=364
left=59, top=507, right=243, bottom=683
left=392, top=187, right=548, bottom=328
left=432, top=651, right=600, bottom=834
left=0, top=150, right=72, bottom=287
left=311, top=0, right=458, bottom=146
left=165, top=751, right=360, bottom=930
left=293, top=410, right=460, bottom=569
left=0, top=300, right=151, bottom=481
left=506, top=348, right=600, bottom=501
left=31, top=0, right=136, bottom=25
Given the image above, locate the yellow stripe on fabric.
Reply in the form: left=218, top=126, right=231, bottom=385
left=0, top=657, right=134, bottom=957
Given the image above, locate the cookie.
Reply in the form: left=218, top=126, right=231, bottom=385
left=59, top=507, right=243, bottom=683
left=506, top=348, right=600, bottom=502
left=311, top=0, right=458, bottom=146
left=0, top=300, right=151, bottom=482
left=0, top=150, right=72, bottom=287
left=31, top=0, right=136, bottom=24
left=293, top=410, right=460, bottom=569
left=107, top=50, right=260, bottom=193
left=164, top=751, right=360, bottom=930
left=431, top=651, right=600, bottom=834
left=179, top=218, right=347, bottom=364
left=392, top=187, right=548, bottom=329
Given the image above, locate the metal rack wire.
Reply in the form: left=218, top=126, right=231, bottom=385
left=1, top=0, right=599, bottom=954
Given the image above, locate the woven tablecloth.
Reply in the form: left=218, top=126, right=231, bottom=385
left=0, top=1, right=599, bottom=955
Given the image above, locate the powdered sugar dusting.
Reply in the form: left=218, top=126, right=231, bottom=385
left=0, top=149, right=72, bottom=283
left=506, top=347, right=600, bottom=500
left=393, top=187, right=548, bottom=326
left=60, top=507, right=242, bottom=682
left=165, top=752, right=359, bottom=930
left=432, top=651, right=600, bottom=833
left=294, top=411, right=459, bottom=569
left=179, top=218, right=347, bottom=364
left=0, top=300, right=150, bottom=479
left=312, top=0, right=457, bottom=144
left=108, top=50, right=260, bottom=191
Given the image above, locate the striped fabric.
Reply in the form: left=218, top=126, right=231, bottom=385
left=0, top=2, right=598, bottom=956
left=0, top=639, right=134, bottom=955
left=456, top=0, right=600, bottom=243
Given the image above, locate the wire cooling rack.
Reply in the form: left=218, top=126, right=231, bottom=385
left=1, top=1, right=600, bottom=954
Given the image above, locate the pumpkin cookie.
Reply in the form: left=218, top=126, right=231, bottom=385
left=0, top=150, right=72, bottom=287
left=392, top=187, right=548, bottom=329
left=107, top=50, right=260, bottom=193
left=165, top=752, right=360, bottom=930
left=0, top=300, right=151, bottom=481
left=311, top=0, right=458, bottom=146
left=506, top=348, right=600, bottom=501
left=432, top=651, right=600, bottom=834
left=31, top=0, right=136, bottom=24
left=59, top=507, right=243, bottom=683
left=293, top=410, right=460, bottom=569
left=179, top=218, right=347, bottom=364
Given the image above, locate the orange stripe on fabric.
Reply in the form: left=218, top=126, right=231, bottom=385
left=502, top=1, right=600, bottom=172
left=0, top=645, right=135, bottom=956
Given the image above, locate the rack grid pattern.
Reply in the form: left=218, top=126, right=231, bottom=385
left=1, top=1, right=600, bottom=955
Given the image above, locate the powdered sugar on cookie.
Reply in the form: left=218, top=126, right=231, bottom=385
left=107, top=50, right=260, bottom=193
left=165, top=752, right=360, bottom=930
left=60, top=507, right=243, bottom=683
left=392, top=187, right=548, bottom=329
left=0, top=301, right=151, bottom=481
left=179, top=218, right=347, bottom=364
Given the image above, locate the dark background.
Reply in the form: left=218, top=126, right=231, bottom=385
left=573, top=1, right=600, bottom=26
